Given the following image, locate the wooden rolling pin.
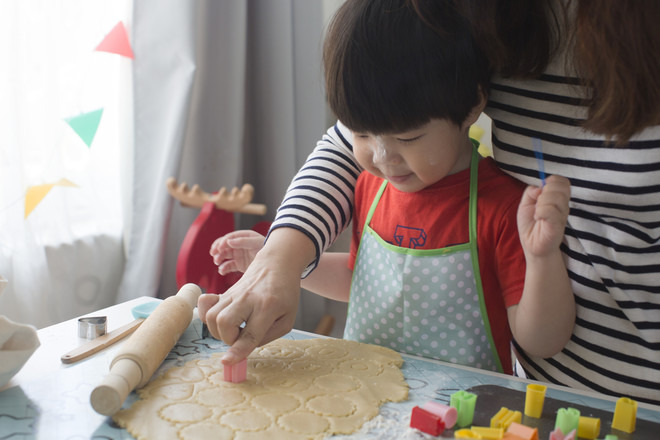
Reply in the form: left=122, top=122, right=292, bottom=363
left=90, top=283, right=202, bottom=416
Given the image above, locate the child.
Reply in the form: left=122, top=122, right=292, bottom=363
left=200, top=0, right=574, bottom=374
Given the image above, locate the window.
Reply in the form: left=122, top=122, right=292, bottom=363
left=0, top=0, right=130, bottom=245
left=0, top=0, right=131, bottom=328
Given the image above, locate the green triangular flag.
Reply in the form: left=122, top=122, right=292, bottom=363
left=65, top=108, right=104, bottom=147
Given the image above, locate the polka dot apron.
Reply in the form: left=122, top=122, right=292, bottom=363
left=344, top=147, right=503, bottom=372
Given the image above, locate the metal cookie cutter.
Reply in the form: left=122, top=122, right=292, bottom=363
left=78, top=316, right=107, bottom=339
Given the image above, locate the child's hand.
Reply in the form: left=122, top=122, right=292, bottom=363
left=517, top=175, right=571, bottom=258
left=210, top=230, right=266, bottom=275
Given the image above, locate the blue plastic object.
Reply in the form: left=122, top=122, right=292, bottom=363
left=130, top=301, right=161, bottom=319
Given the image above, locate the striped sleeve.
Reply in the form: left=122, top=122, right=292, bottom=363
left=269, top=122, right=362, bottom=276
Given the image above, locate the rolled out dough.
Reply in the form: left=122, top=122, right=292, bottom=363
left=113, top=338, right=409, bottom=440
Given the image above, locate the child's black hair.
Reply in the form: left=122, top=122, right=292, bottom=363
left=323, top=0, right=490, bottom=134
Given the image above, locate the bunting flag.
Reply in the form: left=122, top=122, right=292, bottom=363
left=94, top=21, right=134, bottom=59
left=24, top=179, right=79, bottom=219
left=20, top=20, right=133, bottom=221
left=64, top=108, right=104, bottom=147
left=19, top=21, right=135, bottom=219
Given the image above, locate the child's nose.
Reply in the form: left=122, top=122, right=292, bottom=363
left=372, top=143, right=400, bottom=165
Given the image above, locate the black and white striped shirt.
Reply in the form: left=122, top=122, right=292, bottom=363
left=489, top=69, right=660, bottom=405
left=272, top=63, right=660, bottom=407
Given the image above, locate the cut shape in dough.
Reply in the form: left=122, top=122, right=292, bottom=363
left=114, top=338, right=408, bottom=440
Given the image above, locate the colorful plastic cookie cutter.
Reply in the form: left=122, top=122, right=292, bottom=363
left=524, top=384, right=547, bottom=418
left=451, top=390, right=478, bottom=428
left=549, top=427, right=575, bottom=440
left=577, top=416, right=600, bottom=439
left=410, top=405, right=445, bottom=436
left=130, top=300, right=160, bottom=319
left=455, top=428, right=483, bottom=439
left=555, top=408, right=580, bottom=435
left=491, top=407, right=522, bottom=430
left=423, top=401, right=458, bottom=429
left=471, top=426, right=503, bottom=439
left=611, top=397, right=637, bottom=433
left=505, top=422, right=539, bottom=440
left=223, top=358, right=247, bottom=383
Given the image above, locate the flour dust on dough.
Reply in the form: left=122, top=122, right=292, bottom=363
left=113, top=338, right=409, bottom=440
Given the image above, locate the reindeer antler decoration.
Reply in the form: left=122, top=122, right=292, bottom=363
left=166, top=178, right=267, bottom=216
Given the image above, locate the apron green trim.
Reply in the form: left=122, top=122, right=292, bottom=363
left=364, top=180, right=471, bottom=256
left=363, top=228, right=471, bottom=256
left=363, top=179, right=387, bottom=227
left=467, top=141, right=504, bottom=373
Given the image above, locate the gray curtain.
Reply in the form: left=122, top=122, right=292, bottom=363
left=120, top=0, right=339, bottom=332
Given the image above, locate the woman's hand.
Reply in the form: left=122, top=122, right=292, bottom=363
left=198, top=228, right=315, bottom=365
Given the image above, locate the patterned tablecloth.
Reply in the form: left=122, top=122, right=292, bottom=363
left=1, top=299, right=659, bottom=439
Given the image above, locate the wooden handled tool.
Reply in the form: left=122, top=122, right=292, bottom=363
left=61, top=318, right=144, bottom=364
left=90, top=283, right=202, bottom=416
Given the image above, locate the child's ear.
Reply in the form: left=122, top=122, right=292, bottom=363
left=463, top=87, right=487, bottom=129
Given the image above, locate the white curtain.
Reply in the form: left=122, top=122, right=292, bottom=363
left=124, top=0, right=340, bottom=331
left=115, top=0, right=198, bottom=303
left=0, top=1, right=131, bottom=328
left=0, top=0, right=340, bottom=333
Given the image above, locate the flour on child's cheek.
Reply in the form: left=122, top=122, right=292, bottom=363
left=425, top=152, right=439, bottom=166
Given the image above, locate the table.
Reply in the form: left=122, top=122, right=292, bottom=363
left=1, top=297, right=659, bottom=439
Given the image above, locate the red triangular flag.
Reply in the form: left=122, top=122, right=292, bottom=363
left=95, top=21, right=134, bottom=59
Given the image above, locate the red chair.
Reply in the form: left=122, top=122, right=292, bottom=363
left=167, top=178, right=270, bottom=294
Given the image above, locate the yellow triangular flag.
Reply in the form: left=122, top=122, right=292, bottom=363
left=24, top=179, right=79, bottom=218
left=24, top=184, right=55, bottom=219
left=54, top=178, right=78, bottom=188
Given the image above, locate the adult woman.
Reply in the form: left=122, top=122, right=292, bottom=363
left=200, top=0, right=660, bottom=405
